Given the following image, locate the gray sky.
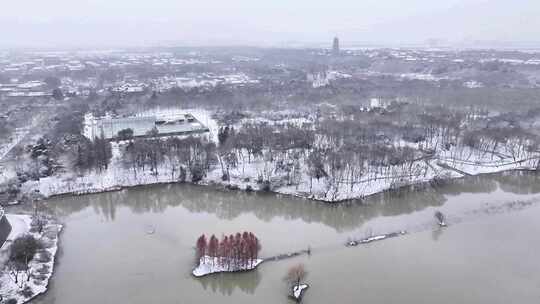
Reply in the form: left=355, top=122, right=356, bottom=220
left=1, top=0, right=539, bottom=48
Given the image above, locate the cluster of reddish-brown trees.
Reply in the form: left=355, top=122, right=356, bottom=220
left=196, top=232, right=261, bottom=268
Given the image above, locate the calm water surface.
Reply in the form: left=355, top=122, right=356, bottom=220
left=32, top=172, right=540, bottom=303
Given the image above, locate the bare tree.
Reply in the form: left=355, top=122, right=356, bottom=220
left=285, top=263, right=308, bottom=287
left=195, top=234, right=207, bottom=259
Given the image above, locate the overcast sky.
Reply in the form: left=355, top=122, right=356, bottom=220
left=1, top=0, right=539, bottom=48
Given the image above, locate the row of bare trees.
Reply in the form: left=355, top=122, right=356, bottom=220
left=461, top=127, right=538, bottom=161
left=196, top=232, right=261, bottom=269
left=122, top=136, right=216, bottom=182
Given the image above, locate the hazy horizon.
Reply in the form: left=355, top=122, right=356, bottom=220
left=2, top=0, right=540, bottom=49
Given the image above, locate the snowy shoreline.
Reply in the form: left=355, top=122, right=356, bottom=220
left=31, top=164, right=538, bottom=204
left=192, top=256, right=263, bottom=277
left=0, top=215, right=62, bottom=304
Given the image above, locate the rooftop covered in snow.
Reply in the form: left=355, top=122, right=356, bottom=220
left=84, top=113, right=210, bottom=140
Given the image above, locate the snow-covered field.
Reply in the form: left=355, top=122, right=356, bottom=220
left=0, top=215, right=62, bottom=304
left=192, top=255, right=263, bottom=277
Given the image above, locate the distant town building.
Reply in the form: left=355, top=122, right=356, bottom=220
left=110, top=83, right=146, bottom=94
left=0, top=80, right=51, bottom=98
left=332, top=37, right=340, bottom=56
left=370, top=98, right=381, bottom=108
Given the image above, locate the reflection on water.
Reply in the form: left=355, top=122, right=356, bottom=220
left=46, top=171, right=540, bottom=232
left=197, top=269, right=262, bottom=296
left=431, top=226, right=444, bottom=241
left=493, top=170, right=540, bottom=194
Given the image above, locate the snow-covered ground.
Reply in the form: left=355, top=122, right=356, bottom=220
left=16, top=139, right=540, bottom=203
left=0, top=215, right=62, bottom=304
left=192, top=255, right=263, bottom=277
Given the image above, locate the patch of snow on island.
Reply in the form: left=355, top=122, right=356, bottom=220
left=192, top=255, right=263, bottom=277
left=293, top=284, right=309, bottom=300
left=361, top=235, right=387, bottom=243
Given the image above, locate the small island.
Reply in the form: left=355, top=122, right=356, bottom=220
left=192, top=232, right=262, bottom=277
left=435, top=211, right=447, bottom=227
left=346, top=230, right=407, bottom=247
left=285, top=263, right=309, bottom=302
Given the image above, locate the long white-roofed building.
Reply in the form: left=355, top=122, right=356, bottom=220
left=84, top=112, right=209, bottom=140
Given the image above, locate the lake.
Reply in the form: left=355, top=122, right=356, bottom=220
left=32, top=171, right=540, bottom=303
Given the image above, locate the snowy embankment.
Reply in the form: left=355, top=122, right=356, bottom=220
left=0, top=215, right=62, bottom=304
left=192, top=255, right=263, bottom=277
left=436, top=155, right=538, bottom=175
left=19, top=146, right=540, bottom=203
left=214, top=155, right=537, bottom=202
